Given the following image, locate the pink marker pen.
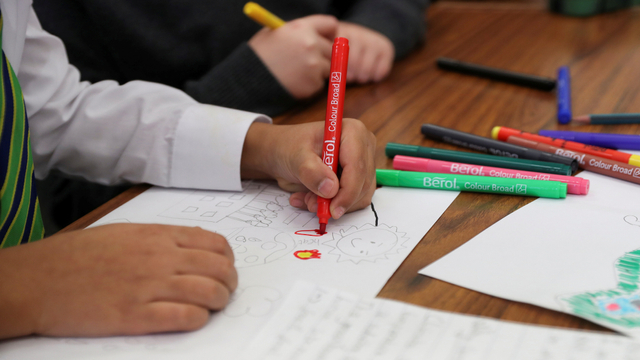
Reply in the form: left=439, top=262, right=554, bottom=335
left=393, top=155, right=589, bottom=195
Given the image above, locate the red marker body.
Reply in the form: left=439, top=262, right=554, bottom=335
left=318, top=37, right=349, bottom=233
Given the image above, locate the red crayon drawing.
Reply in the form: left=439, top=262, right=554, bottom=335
left=294, top=250, right=321, bottom=260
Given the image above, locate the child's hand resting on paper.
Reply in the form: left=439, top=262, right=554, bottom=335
left=0, top=224, right=237, bottom=339
left=241, top=119, right=376, bottom=219
left=248, top=15, right=338, bottom=99
left=336, top=22, right=395, bottom=84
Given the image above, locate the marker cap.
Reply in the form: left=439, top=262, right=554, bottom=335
left=392, top=155, right=427, bottom=172
left=491, top=126, right=501, bottom=141
left=333, top=37, right=349, bottom=47
left=376, top=168, right=400, bottom=187
left=577, top=179, right=590, bottom=195
left=385, top=143, right=421, bottom=157
left=557, top=66, right=572, bottom=124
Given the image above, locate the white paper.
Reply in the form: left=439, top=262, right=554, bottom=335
left=241, top=281, right=640, bottom=360
left=0, top=182, right=458, bottom=359
left=421, top=171, right=640, bottom=339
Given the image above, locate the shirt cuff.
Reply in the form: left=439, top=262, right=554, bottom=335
left=170, top=104, right=272, bottom=191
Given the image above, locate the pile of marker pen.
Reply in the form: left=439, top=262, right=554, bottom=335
left=380, top=123, right=640, bottom=199
left=377, top=58, right=640, bottom=199
left=379, top=125, right=588, bottom=199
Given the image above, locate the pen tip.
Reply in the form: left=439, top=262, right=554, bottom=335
left=318, top=223, right=326, bottom=234
left=572, top=115, right=589, bottom=123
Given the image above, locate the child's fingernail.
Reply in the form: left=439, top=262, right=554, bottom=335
left=290, top=198, right=304, bottom=207
left=318, top=178, right=334, bottom=197
left=333, top=206, right=345, bottom=218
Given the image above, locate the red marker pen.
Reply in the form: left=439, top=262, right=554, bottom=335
left=318, top=37, right=349, bottom=234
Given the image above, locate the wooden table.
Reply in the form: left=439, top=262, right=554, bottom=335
left=63, top=2, right=640, bottom=333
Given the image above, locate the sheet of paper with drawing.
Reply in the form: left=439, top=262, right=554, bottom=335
left=241, top=281, right=640, bottom=360
left=0, top=181, right=459, bottom=359
left=421, top=171, right=640, bottom=339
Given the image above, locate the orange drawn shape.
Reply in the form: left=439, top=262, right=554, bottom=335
left=295, top=229, right=324, bottom=237
left=294, top=250, right=321, bottom=260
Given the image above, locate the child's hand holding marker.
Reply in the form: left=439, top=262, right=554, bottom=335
left=240, top=119, right=376, bottom=220
left=244, top=37, right=378, bottom=224
left=245, top=8, right=378, bottom=230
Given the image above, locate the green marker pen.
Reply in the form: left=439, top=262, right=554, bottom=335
left=385, top=143, right=573, bottom=176
left=376, top=169, right=567, bottom=199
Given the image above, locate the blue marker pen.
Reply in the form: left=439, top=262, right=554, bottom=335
left=557, top=66, right=572, bottom=124
left=539, top=130, right=640, bottom=151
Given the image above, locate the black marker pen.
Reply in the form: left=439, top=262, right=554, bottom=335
left=437, top=57, right=556, bottom=91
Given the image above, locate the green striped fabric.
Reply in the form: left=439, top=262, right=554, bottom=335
left=0, top=14, right=45, bottom=248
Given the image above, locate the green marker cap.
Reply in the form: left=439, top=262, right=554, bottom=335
left=376, top=169, right=567, bottom=199
left=385, top=143, right=572, bottom=176
left=376, top=168, right=401, bottom=187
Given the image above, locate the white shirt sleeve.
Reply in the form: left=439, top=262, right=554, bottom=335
left=16, top=7, right=271, bottom=191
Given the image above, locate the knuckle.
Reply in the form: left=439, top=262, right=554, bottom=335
left=228, top=269, right=239, bottom=291
left=207, top=231, right=228, bottom=248
left=304, top=191, right=314, bottom=204
left=350, top=118, right=368, bottom=132
left=306, top=57, right=320, bottom=70
left=172, top=306, right=208, bottom=331
left=216, top=256, right=235, bottom=280
left=209, top=283, right=231, bottom=310
left=297, top=161, right=316, bottom=178
left=288, top=19, right=304, bottom=30
left=303, top=37, right=318, bottom=51
left=189, top=226, right=208, bottom=237
left=143, top=224, right=170, bottom=242
left=369, top=132, right=377, bottom=146
left=202, top=281, right=220, bottom=300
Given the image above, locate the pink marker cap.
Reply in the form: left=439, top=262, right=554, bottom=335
left=392, top=155, right=431, bottom=172
left=575, top=178, right=590, bottom=195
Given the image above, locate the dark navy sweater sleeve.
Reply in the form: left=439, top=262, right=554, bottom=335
left=184, top=43, right=297, bottom=116
left=32, top=0, right=428, bottom=117
left=337, top=0, right=430, bottom=59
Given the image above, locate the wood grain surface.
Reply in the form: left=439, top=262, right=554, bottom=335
left=62, top=2, right=640, bottom=333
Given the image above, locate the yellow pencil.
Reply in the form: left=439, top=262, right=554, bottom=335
left=243, top=2, right=286, bottom=29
